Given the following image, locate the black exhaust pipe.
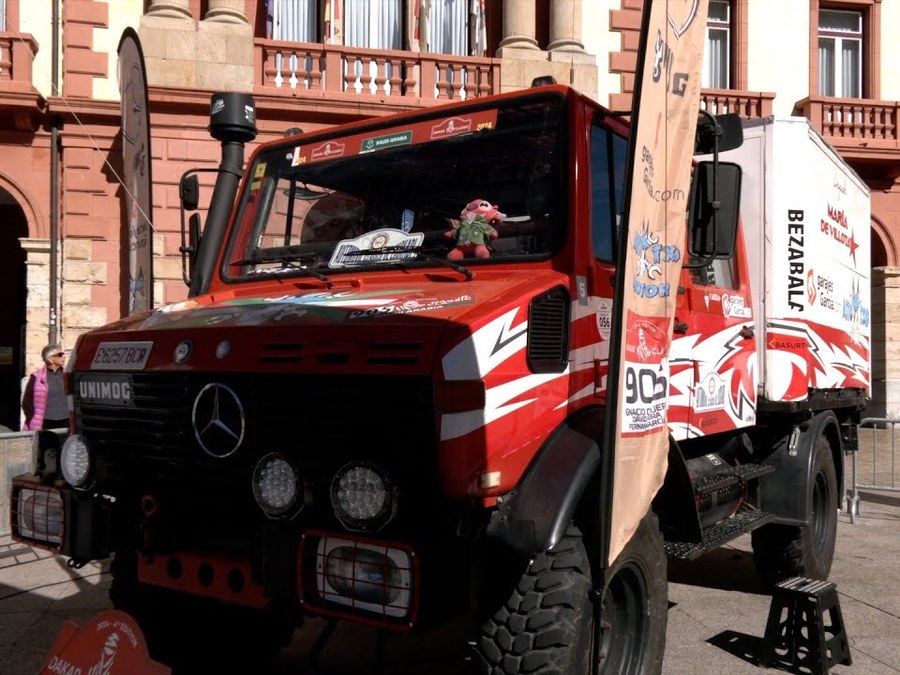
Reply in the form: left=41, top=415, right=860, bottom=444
left=188, top=92, right=258, bottom=297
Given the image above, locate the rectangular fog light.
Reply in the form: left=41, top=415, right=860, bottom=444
left=300, top=531, right=418, bottom=628
left=12, top=482, right=64, bottom=548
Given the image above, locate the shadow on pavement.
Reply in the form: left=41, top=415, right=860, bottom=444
left=706, top=630, right=763, bottom=670
left=667, top=545, right=768, bottom=595
left=856, top=489, right=900, bottom=508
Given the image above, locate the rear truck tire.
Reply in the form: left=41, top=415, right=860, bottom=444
left=109, top=548, right=294, bottom=673
left=473, top=511, right=667, bottom=674
left=751, top=434, right=838, bottom=586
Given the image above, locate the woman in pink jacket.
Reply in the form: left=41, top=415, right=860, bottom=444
left=22, top=343, right=68, bottom=431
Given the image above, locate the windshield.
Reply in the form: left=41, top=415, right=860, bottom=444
left=223, top=94, right=566, bottom=280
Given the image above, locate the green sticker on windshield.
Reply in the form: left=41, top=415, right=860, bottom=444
left=360, top=130, right=412, bottom=154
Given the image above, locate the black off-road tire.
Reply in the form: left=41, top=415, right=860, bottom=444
left=109, top=548, right=294, bottom=674
left=751, top=434, right=838, bottom=587
left=473, top=512, right=667, bottom=674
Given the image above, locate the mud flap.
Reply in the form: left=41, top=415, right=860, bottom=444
left=758, top=411, right=839, bottom=525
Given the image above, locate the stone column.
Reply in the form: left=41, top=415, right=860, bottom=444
left=145, top=0, right=192, bottom=20
left=871, top=266, right=900, bottom=418
left=140, top=1, right=198, bottom=88
left=497, top=0, right=539, bottom=53
left=548, top=0, right=586, bottom=56
left=20, top=238, right=53, bottom=377
left=204, top=0, right=250, bottom=25
left=198, top=0, right=253, bottom=92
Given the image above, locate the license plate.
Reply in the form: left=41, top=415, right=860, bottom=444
left=90, top=341, right=153, bottom=370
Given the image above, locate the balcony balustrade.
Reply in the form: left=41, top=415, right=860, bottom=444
left=700, top=88, right=774, bottom=119
left=0, top=32, right=38, bottom=90
left=0, top=31, right=42, bottom=130
left=797, top=96, right=900, bottom=152
left=254, top=39, right=500, bottom=104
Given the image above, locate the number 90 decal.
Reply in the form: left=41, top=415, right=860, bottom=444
left=621, top=362, right=668, bottom=434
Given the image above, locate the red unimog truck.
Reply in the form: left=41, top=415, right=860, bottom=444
left=11, top=14, right=869, bottom=675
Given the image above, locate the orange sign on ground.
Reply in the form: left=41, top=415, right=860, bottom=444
left=39, top=609, right=170, bottom=675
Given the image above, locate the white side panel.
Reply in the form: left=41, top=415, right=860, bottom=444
left=718, top=117, right=871, bottom=401
left=715, top=118, right=772, bottom=398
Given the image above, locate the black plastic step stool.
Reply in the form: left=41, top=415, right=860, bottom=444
left=759, top=576, right=852, bottom=674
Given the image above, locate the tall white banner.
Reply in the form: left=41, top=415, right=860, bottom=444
left=608, top=0, right=708, bottom=563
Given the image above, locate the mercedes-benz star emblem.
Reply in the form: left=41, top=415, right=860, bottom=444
left=192, top=383, right=245, bottom=458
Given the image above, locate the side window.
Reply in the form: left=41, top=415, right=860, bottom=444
left=590, top=124, right=627, bottom=261
left=690, top=257, right=737, bottom=289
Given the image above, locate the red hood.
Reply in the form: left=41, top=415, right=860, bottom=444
left=74, top=271, right=566, bottom=374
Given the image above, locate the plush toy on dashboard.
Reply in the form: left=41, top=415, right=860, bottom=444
left=445, top=199, right=506, bottom=260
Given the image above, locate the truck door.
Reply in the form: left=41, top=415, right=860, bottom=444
left=585, top=118, right=628, bottom=400
left=674, top=237, right=758, bottom=438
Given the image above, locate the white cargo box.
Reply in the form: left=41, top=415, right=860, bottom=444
left=721, top=116, right=871, bottom=403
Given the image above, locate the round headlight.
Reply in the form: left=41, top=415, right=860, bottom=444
left=252, top=453, right=300, bottom=517
left=60, top=434, right=92, bottom=488
left=331, top=462, right=395, bottom=531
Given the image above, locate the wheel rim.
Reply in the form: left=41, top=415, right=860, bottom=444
left=812, top=468, right=833, bottom=551
left=595, top=561, right=649, bottom=674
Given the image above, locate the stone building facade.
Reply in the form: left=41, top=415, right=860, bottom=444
left=1, top=0, right=899, bottom=428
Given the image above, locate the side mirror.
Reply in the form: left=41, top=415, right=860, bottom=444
left=180, top=174, right=200, bottom=211
left=687, top=161, right=741, bottom=260
left=180, top=212, right=203, bottom=286
left=694, top=112, right=743, bottom=155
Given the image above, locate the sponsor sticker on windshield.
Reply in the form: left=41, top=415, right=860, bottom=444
left=90, top=341, right=153, bottom=370
left=359, top=130, right=412, bottom=153
left=329, top=229, right=424, bottom=268
left=429, top=110, right=498, bottom=138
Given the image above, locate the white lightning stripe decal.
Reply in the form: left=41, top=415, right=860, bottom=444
left=441, top=370, right=567, bottom=440
left=440, top=297, right=611, bottom=439
left=442, top=307, right=528, bottom=379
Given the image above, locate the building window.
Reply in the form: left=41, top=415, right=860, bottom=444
left=270, top=0, right=319, bottom=42
left=345, top=0, right=403, bottom=50
left=703, top=0, right=731, bottom=89
left=268, top=0, right=404, bottom=47
left=818, top=9, right=862, bottom=98
left=418, top=0, right=486, bottom=56
left=267, top=1, right=487, bottom=56
left=0, top=0, right=6, bottom=31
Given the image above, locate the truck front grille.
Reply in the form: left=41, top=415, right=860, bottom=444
left=74, top=372, right=437, bottom=491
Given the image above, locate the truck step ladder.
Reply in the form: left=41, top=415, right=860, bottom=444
left=690, top=462, right=775, bottom=496
left=758, top=576, right=852, bottom=674
left=664, top=503, right=775, bottom=560
left=664, top=462, right=777, bottom=560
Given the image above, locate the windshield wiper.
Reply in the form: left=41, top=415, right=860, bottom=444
left=343, top=246, right=475, bottom=281
left=230, top=253, right=330, bottom=281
